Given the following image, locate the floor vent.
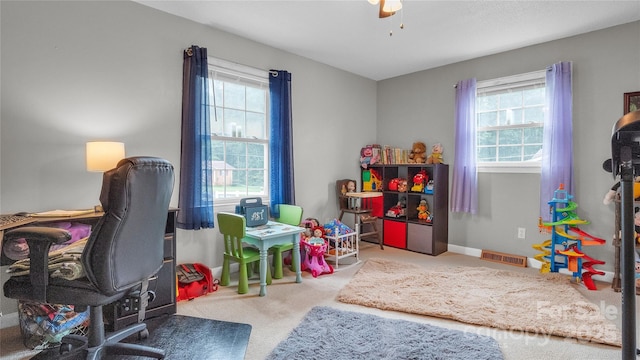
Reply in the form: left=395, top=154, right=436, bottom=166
left=480, top=250, right=527, bottom=268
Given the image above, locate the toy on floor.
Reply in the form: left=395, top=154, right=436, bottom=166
left=323, top=219, right=353, bottom=237
left=285, top=218, right=319, bottom=267
left=323, top=219, right=354, bottom=249
left=324, top=223, right=360, bottom=269
left=300, top=227, right=333, bottom=278
left=534, top=184, right=606, bottom=290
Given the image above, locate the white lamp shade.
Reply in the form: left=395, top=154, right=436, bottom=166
left=86, top=141, right=125, bottom=172
left=368, top=0, right=380, bottom=5
left=383, top=0, right=402, bottom=12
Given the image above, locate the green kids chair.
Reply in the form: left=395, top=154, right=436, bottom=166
left=269, top=204, right=303, bottom=279
left=217, top=212, right=271, bottom=294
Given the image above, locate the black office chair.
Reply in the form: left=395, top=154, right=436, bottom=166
left=3, top=157, right=174, bottom=360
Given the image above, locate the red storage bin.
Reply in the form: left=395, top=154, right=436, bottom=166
left=383, top=219, right=406, bottom=248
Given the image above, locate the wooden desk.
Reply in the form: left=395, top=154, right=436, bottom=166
left=0, top=209, right=178, bottom=331
left=244, top=221, right=305, bottom=296
left=0, top=211, right=102, bottom=266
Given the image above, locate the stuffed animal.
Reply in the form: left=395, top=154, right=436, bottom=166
left=426, top=143, right=444, bottom=164
left=602, top=158, right=640, bottom=204
left=408, top=142, right=427, bottom=164
left=417, top=199, right=430, bottom=221
left=397, top=179, right=408, bottom=193
left=360, top=145, right=380, bottom=169
left=603, top=179, right=640, bottom=205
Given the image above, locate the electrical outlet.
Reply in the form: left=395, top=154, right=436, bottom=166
left=517, top=227, right=526, bottom=239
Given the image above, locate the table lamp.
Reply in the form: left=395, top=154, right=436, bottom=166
left=86, top=141, right=125, bottom=212
left=86, top=141, right=125, bottom=172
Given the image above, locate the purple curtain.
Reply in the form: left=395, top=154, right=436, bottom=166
left=177, top=45, right=214, bottom=230
left=451, top=78, right=478, bottom=214
left=540, top=62, right=573, bottom=221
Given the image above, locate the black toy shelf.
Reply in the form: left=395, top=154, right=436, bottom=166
left=361, top=164, right=448, bottom=255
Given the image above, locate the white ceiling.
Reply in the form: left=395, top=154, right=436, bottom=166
left=134, top=0, right=640, bottom=81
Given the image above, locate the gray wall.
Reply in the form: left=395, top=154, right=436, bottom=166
left=0, top=0, right=376, bottom=317
left=378, top=21, right=640, bottom=270
left=1, top=0, right=638, bottom=320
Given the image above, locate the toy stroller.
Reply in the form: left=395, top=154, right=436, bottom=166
left=300, top=237, right=333, bottom=278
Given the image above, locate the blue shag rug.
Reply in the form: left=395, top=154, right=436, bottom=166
left=266, top=306, right=503, bottom=360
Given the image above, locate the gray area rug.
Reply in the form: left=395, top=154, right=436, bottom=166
left=266, top=306, right=504, bottom=360
left=337, top=258, right=621, bottom=347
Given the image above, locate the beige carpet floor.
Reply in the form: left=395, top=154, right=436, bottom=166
left=337, top=258, right=621, bottom=346
left=0, top=242, right=635, bottom=359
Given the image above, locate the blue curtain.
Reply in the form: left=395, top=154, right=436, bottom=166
left=540, top=61, right=573, bottom=221
left=177, top=45, right=214, bottom=230
left=451, top=78, right=478, bottom=214
left=269, top=70, right=295, bottom=218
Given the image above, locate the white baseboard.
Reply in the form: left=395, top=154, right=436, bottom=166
left=447, top=244, right=614, bottom=283
left=0, top=311, right=19, bottom=329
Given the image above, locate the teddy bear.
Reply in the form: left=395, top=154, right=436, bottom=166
left=426, top=143, right=444, bottom=164
left=408, top=141, right=427, bottom=164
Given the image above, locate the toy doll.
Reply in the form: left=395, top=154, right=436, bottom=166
left=360, top=145, right=379, bottom=169
left=301, top=226, right=333, bottom=277
left=347, top=180, right=356, bottom=193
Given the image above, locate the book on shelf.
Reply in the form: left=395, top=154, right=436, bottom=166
left=379, top=145, right=409, bottom=164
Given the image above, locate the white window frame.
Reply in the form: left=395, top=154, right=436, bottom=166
left=208, top=57, right=270, bottom=206
left=476, top=70, right=546, bottom=174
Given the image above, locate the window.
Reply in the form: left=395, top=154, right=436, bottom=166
left=476, top=70, right=546, bottom=173
left=208, top=58, right=269, bottom=202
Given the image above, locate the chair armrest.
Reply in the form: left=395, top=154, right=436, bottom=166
left=4, top=227, right=71, bottom=300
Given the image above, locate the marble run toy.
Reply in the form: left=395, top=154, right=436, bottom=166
left=533, top=184, right=606, bottom=290
left=532, top=239, right=552, bottom=273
